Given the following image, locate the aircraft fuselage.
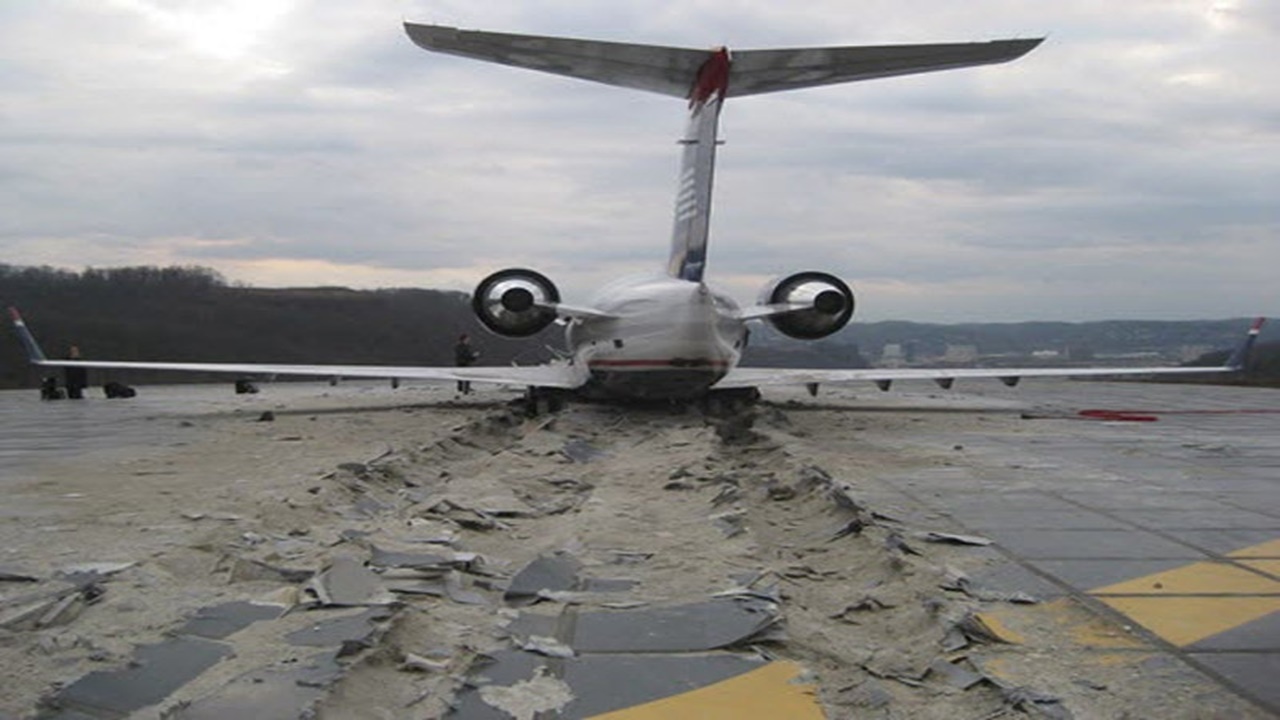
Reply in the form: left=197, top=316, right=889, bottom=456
left=567, top=275, right=746, bottom=399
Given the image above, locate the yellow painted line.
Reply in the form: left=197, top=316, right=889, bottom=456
left=1080, top=538, right=1280, bottom=647
left=1090, top=561, right=1280, bottom=596
left=1227, top=538, right=1280, bottom=558
left=1096, top=596, right=1280, bottom=647
left=587, top=660, right=825, bottom=720
left=1239, top=559, right=1280, bottom=578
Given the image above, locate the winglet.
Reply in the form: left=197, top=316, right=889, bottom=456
left=1225, top=317, right=1265, bottom=371
left=8, top=307, right=48, bottom=363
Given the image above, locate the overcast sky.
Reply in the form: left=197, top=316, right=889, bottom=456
left=3, top=1, right=1277, bottom=322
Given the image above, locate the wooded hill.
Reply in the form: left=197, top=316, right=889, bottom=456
left=0, top=265, right=556, bottom=389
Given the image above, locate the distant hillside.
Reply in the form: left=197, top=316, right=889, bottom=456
left=0, top=265, right=556, bottom=389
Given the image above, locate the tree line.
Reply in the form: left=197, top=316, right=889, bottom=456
left=0, top=264, right=557, bottom=389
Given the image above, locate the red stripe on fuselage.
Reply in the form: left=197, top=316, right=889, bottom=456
left=587, top=359, right=731, bottom=369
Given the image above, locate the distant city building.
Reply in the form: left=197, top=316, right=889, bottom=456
left=1179, top=345, right=1212, bottom=362
left=943, top=344, right=978, bottom=363
left=880, top=343, right=904, bottom=367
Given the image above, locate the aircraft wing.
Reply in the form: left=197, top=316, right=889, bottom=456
left=405, top=23, right=1043, bottom=99
left=8, top=308, right=587, bottom=390
left=717, top=318, right=1266, bottom=391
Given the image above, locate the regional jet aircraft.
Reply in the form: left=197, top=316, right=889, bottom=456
left=7, top=25, right=1265, bottom=403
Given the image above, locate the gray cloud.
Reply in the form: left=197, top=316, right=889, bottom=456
left=1, top=0, right=1276, bottom=321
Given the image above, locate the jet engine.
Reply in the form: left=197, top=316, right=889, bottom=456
left=472, top=268, right=561, bottom=337
left=758, top=271, right=855, bottom=339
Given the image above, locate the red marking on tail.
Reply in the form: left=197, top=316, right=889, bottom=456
left=689, top=47, right=730, bottom=108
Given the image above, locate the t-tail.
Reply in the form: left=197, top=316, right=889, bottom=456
left=1226, top=317, right=1266, bottom=370
left=403, top=24, right=1043, bottom=282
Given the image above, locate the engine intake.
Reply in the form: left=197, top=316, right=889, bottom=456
left=472, top=268, right=560, bottom=337
left=759, top=271, right=855, bottom=339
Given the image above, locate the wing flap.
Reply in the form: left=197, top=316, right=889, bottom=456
left=23, top=359, right=587, bottom=389
left=715, top=363, right=1241, bottom=390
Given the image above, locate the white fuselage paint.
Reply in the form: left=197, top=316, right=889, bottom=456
left=564, top=274, right=746, bottom=399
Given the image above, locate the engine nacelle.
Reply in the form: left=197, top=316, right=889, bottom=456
left=758, top=271, right=855, bottom=340
left=472, top=268, right=561, bottom=337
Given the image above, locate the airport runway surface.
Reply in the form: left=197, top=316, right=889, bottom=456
left=0, top=378, right=1276, bottom=718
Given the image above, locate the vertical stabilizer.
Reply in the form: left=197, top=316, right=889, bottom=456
left=668, top=49, right=729, bottom=282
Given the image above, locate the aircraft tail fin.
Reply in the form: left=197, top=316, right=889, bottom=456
left=8, top=307, right=48, bottom=364
left=404, top=24, right=1042, bottom=284
left=1226, top=317, right=1266, bottom=371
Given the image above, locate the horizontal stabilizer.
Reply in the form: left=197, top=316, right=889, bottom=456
left=405, top=24, right=1043, bottom=99
left=405, top=24, right=708, bottom=97
left=728, top=39, right=1042, bottom=97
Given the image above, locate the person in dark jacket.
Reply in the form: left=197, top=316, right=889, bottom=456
left=64, top=345, right=88, bottom=399
left=454, top=333, right=478, bottom=394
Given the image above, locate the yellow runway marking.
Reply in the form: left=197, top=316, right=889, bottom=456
left=1091, top=562, right=1280, bottom=596
left=587, top=660, right=825, bottom=720
left=1087, top=539, right=1280, bottom=647
left=1227, top=539, right=1280, bottom=558
left=1238, top=559, right=1280, bottom=579
left=1096, top=596, right=1280, bottom=647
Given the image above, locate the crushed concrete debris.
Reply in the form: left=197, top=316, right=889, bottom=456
left=955, top=611, right=1026, bottom=645
left=506, top=596, right=781, bottom=653
left=42, top=636, right=233, bottom=718
left=477, top=667, right=575, bottom=720
left=0, top=565, right=40, bottom=582
left=302, top=557, right=397, bottom=607
left=221, top=557, right=313, bottom=584
left=711, top=509, right=747, bottom=538
left=286, top=607, right=395, bottom=657
left=503, top=553, right=582, bottom=606
left=927, top=657, right=987, bottom=690
left=920, top=530, right=994, bottom=546
left=1, top=582, right=104, bottom=632
left=177, top=601, right=285, bottom=640
left=169, top=650, right=344, bottom=720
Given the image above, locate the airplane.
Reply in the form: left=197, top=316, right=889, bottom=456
left=7, top=25, right=1266, bottom=409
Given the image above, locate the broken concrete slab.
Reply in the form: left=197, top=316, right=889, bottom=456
left=955, top=611, right=1026, bottom=646
left=927, top=657, right=987, bottom=690
left=506, top=596, right=781, bottom=654
left=452, top=650, right=801, bottom=719
left=286, top=607, right=394, bottom=657
left=302, top=557, right=397, bottom=608
left=920, top=531, right=993, bottom=546
left=42, top=636, right=232, bottom=718
left=503, top=553, right=582, bottom=606
left=368, top=545, right=467, bottom=573
left=178, top=601, right=286, bottom=640
left=561, top=438, right=606, bottom=463
left=222, top=557, right=313, bottom=584
left=169, top=650, right=344, bottom=720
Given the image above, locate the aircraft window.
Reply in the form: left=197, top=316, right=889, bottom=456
left=613, top=339, right=625, bottom=348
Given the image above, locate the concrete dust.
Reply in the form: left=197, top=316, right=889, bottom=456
left=0, top=387, right=1268, bottom=719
